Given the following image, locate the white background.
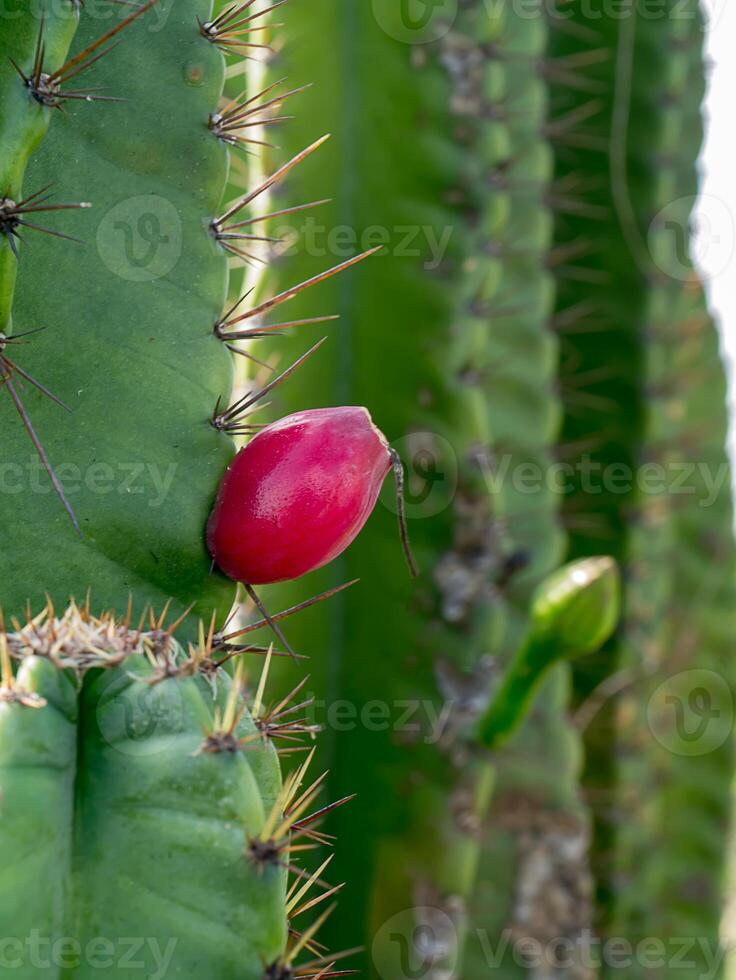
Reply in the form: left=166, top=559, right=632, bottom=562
left=697, top=7, right=736, bottom=469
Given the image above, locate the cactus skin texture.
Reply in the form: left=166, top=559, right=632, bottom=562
left=0, top=603, right=288, bottom=977
left=549, top=0, right=736, bottom=972
left=1, top=0, right=235, bottom=627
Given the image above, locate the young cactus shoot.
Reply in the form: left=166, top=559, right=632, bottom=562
left=478, top=557, right=621, bottom=750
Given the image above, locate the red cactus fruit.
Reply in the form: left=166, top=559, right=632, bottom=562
left=207, top=406, right=416, bottom=585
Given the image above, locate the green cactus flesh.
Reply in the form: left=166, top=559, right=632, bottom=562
left=0, top=603, right=292, bottom=977
left=1, top=0, right=235, bottom=627
left=0, top=1, right=78, bottom=330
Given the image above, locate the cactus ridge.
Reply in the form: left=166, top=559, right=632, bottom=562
left=548, top=1, right=647, bottom=929
left=251, top=1, right=500, bottom=969
left=0, top=0, right=236, bottom=625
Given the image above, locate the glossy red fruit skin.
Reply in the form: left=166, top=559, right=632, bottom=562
left=207, top=406, right=392, bottom=584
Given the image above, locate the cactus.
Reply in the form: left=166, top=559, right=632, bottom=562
left=0, top=604, right=290, bottom=976
left=0, top=0, right=367, bottom=974
left=1, top=0, right=236, bottom=625
left=253, top=0, right=615, bottom=974
left=549, top=0, right=736, bottom=972
left=1, top=0, right=734, bottom=975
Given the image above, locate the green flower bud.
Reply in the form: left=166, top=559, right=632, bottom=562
left=478, top=557, right=620, bottom=749
left=531, top=556, right=621, bottom=657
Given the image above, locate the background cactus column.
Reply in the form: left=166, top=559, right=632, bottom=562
left=606, top=8, right=736, bottom=974
left=256, top=0, right=498, bottom=972
left=256, top=0, right=604, bottom=975
left=548, top=1, right=736, bottom=972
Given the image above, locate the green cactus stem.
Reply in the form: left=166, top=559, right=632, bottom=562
left=0, top=602, right=294, bottom=976
left=548, top=1, right=736, bottom=968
